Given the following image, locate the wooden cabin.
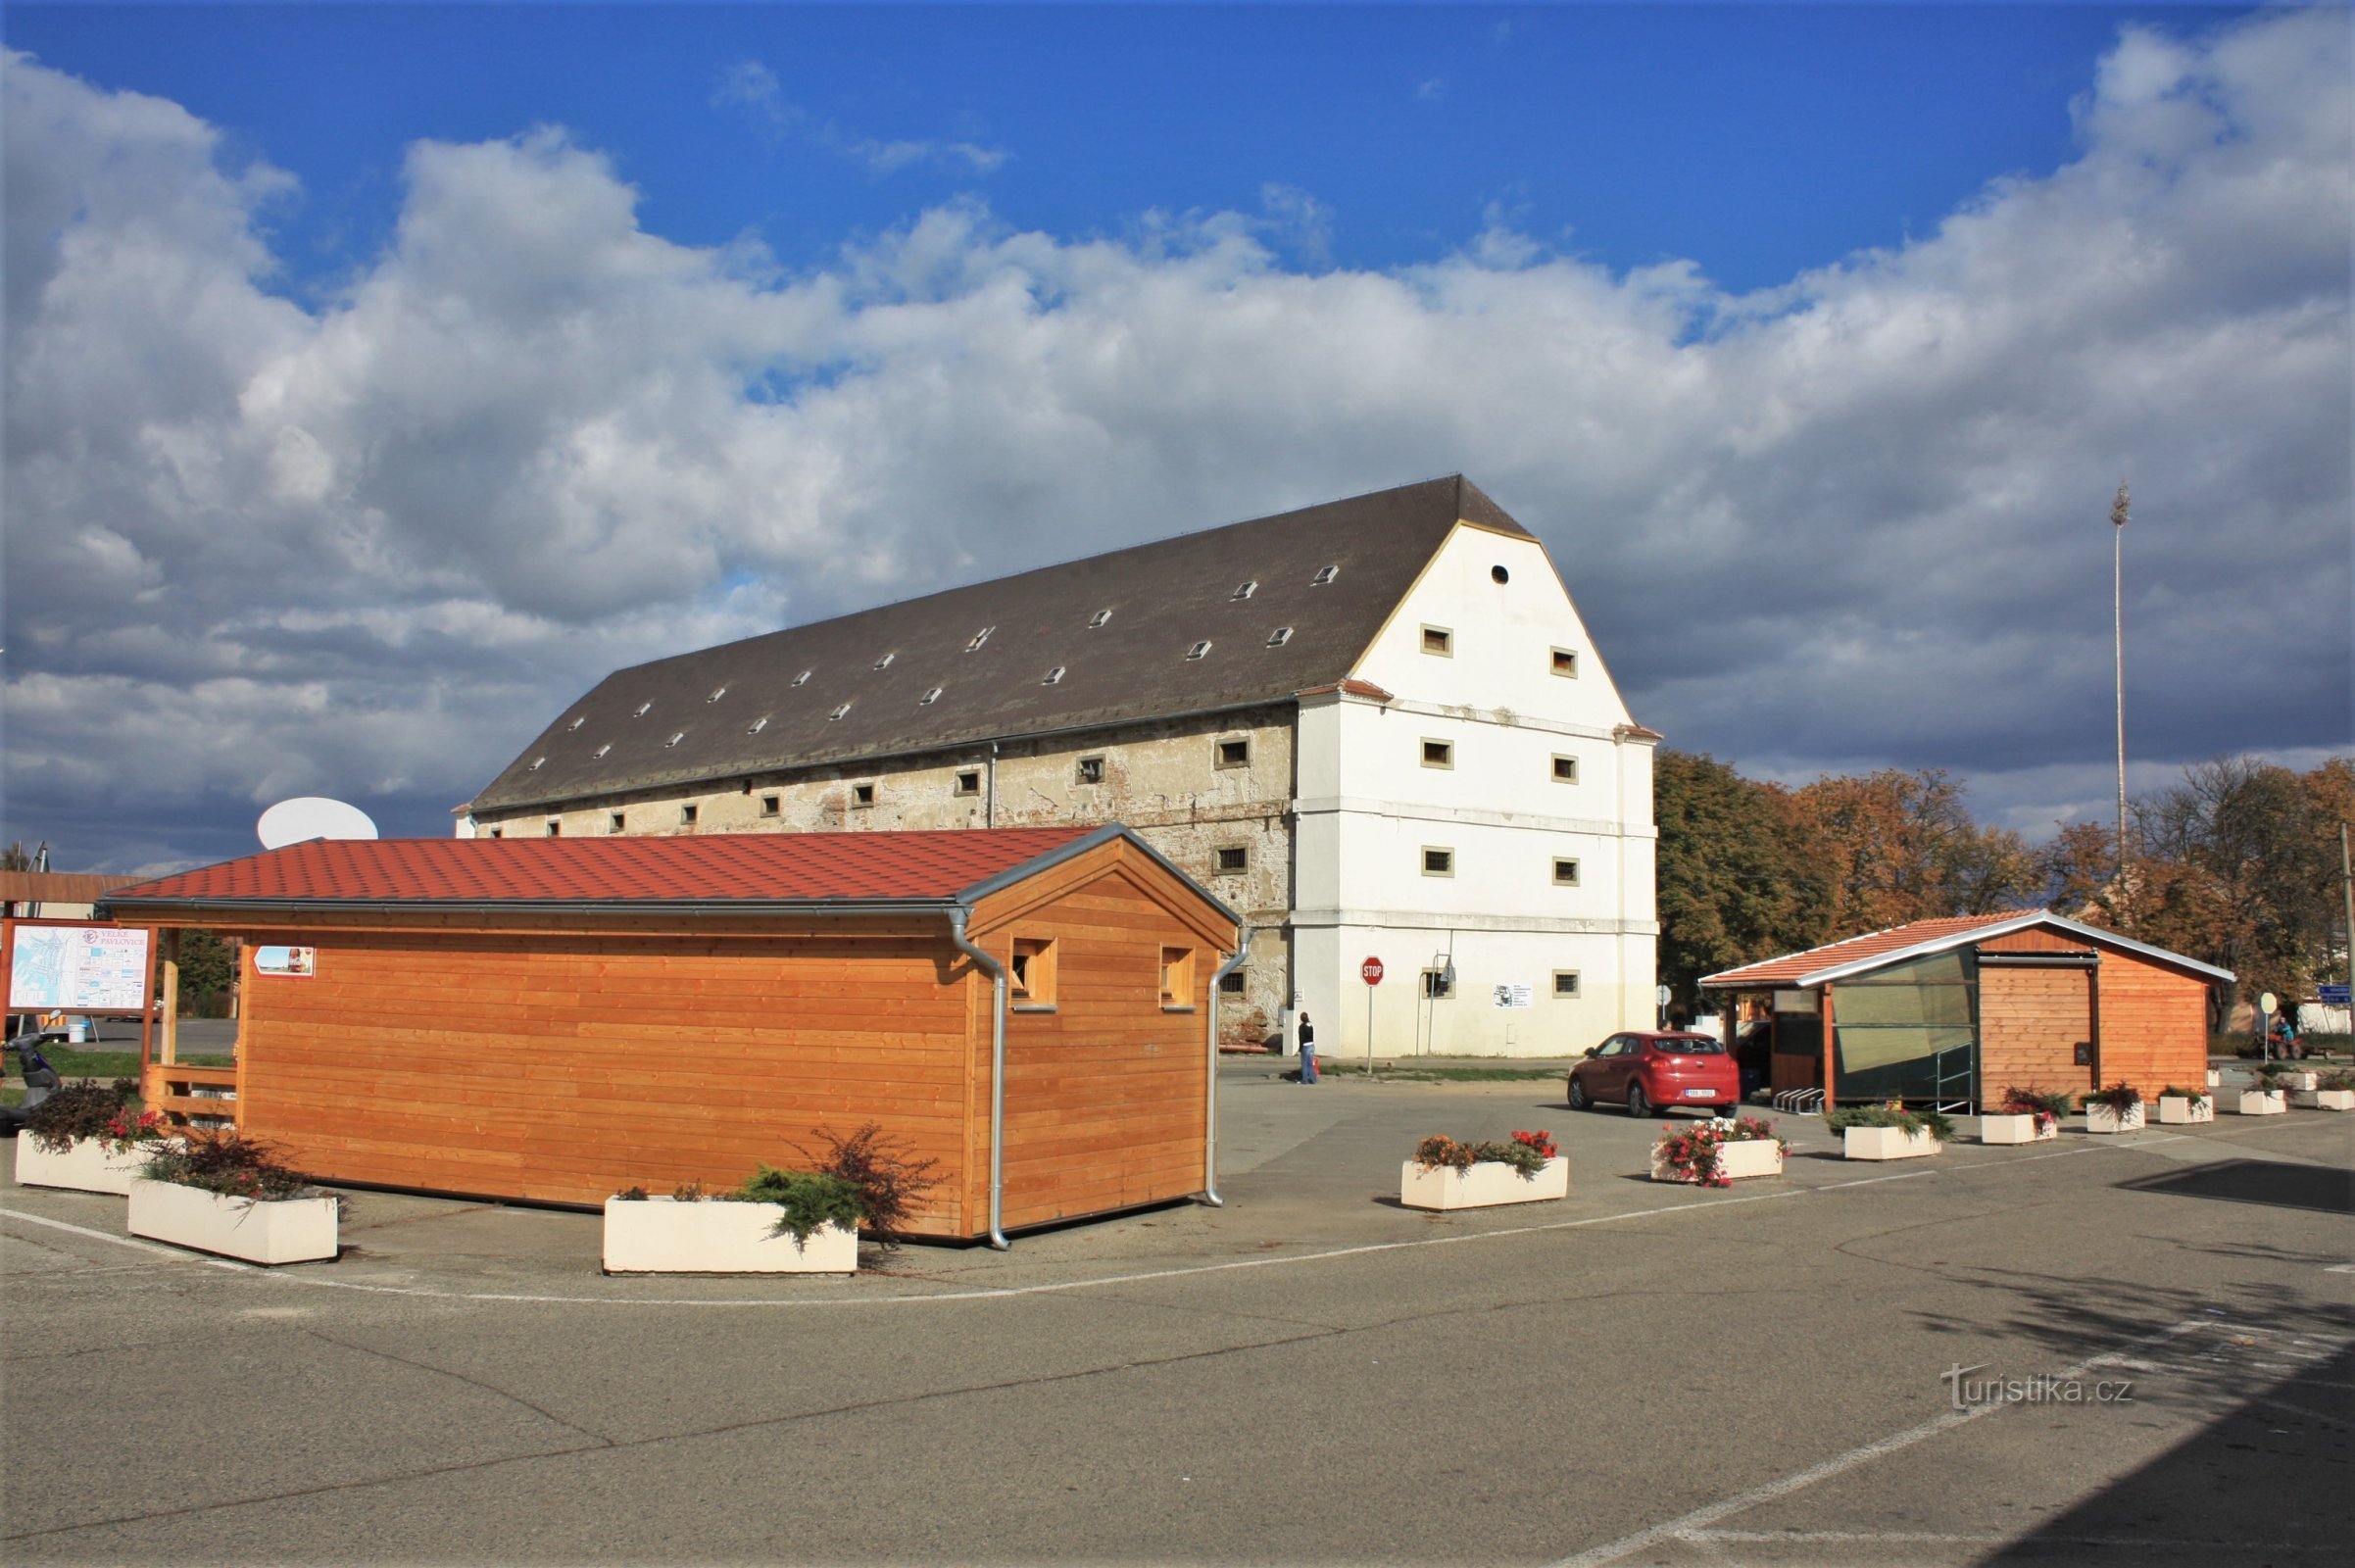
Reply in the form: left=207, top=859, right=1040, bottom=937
left=104, top=825, right=1241, bottom=1242
left=1700, top=910, right=2231, bottom=1110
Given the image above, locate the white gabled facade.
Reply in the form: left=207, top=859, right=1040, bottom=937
left=1293, top=521, right=1658, bottom=1058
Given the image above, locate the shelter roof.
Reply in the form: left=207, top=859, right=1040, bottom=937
left=1699, top=909, right=2233, bottom=990
left=467, top=475, right=1531, bottom=814
left=104, top=826, right=1154, bottom=912
left=0, top=870, right=146, bottom=906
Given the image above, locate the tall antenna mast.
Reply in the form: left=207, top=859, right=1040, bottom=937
left=2111, top=478, right=2130, bottom=917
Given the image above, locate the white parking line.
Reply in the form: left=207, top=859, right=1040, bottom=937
left=1545, top=1319, right=2211, bottom=1568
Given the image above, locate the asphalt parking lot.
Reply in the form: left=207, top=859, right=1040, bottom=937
left=4, top=1059, right=2351, bottom=1565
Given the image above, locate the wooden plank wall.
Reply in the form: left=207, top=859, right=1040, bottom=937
left=1977, top=966, right=2092, bottom=1101
left=980, top=858, right=1214, bottom=1232
left=224, top=926, right=983, bottom=1235
left=1978, top=928, right=2211, bottom=1097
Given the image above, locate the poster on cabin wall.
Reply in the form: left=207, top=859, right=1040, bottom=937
left=254, top=946, right=316, bottom=978
left=8, top=924, right=151, bottom=1010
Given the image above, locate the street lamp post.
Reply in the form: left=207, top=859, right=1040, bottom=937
left=2111, top=479, right=2131, bottom=916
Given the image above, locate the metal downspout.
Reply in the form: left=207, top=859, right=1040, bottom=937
left=1202, top=928, right=1253, bottom=1208
left=948, top=907, right=1012, bottom=1250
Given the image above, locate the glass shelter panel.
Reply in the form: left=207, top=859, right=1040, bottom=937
left=1830, top=952, right=1978, bottom=1102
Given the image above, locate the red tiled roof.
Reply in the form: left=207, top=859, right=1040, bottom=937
left=1700, top=910, right=2043, bottom=989
left=105, top=827, right=1104, bottom=908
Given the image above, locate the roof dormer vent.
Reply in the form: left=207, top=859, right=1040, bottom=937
left=966, top=627, right=994, bottom=652
left=874, top=653, right=895, bottom=670
left=792, top=669, right=811, bottom=687
left=1042, top=666, right=1065, bottom=685
left=707, top=686, right=727, bottom=703
left=1232, top=581, right=1257, bottom=600
left=528, top=757, right=546, bottom=770
left=1311, top=565, right=1339, bottom=586
left=567, top=716, right=585, bottom=731
left=1186, top=641, right=1212, bottom=661
left=593, top=744, right=612, bottom=758
left=1267, top=626, right=1293, bottom=647
left=747, top=716, right=768, bottom=734
left=1088, top=609, right=1112, bottom=628
left=664, top=732, right=685, bottom=748
left=633, top=702, right=653, bottom=717
left=829, top=702, right=853, bottom=720
left=920, top=687, right=943, bottom=706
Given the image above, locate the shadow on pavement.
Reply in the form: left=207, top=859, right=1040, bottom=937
left=1980, top=1340, right=2355, bottom=1562
left=2114, top=1158, right=2355, bottom=1217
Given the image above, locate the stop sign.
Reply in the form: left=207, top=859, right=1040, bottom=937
left=1361, top=956, right=1385, bottom=985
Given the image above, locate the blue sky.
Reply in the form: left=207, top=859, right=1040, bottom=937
left=2, top=4, right=2345, bottom=872
left=12, top=5, right=2220, bottom=293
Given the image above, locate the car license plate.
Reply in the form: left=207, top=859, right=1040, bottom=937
left=1685, top=1088, right=1714, bottom=1098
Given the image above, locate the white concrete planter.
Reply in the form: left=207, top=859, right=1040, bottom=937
left=1841, top=1126, right=1940, bottom=1160
left=2156, top=1096, right=2213, bottom=1125
left=2205, top=1068, right=2222, bottom=1088
left=602, top=1198, right=858, bottom=1274
left=1977, top=1114, right=2058, bottom=1146
left=2290, top=1088, right=2355, bottom=1111
left=2276, top=1072, right=2319, bottom=1092
left=1649, top=1137, right=1783, bottom=1184
left=1399, top=1155, right=1569, bottom=1210
left=14, top=1137, right=160, bottom=1196
left=2084, top=1102, right=2145, bottom=1134
left=126, top=1178, right=337, bottom=1265
left=2236, top=1090, right=2286, bottom=1115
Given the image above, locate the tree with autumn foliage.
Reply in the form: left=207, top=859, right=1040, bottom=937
left=1789, top=768, right=2042, bottom=932
left=1653, top=752, right=1837, bottom=1002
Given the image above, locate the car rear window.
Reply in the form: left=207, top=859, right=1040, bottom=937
left=1653, top=1038, right=1725, bottom=1054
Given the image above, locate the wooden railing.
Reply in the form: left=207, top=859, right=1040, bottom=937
left=144, top=1062, right=237, bottom=1127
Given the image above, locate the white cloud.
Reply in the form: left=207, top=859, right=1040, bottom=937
left=3, top=10, right=2347, bottom=871
left=715, top=56, right=1007, bottom=175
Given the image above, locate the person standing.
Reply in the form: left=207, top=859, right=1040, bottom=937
left=1299, top=1011, right=1317, bottom=1085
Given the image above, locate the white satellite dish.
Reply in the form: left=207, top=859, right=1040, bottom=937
left=258, top=797, right=379, bottom=851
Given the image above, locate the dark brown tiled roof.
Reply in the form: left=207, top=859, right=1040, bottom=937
left=105, top=828, right=1105, bottom=908
left=469, top=476, right=1530, bottom=813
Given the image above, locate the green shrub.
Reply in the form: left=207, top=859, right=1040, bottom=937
left=142, top=1129, right=324, bottom=1204
left=1827, top=1103, right=1955, bottom=1142
left=736, top=1167, right=866, bottom=1245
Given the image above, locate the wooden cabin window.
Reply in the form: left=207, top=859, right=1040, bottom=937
left=1009, top=937, right=1058, bottom=1009
left=1160, top=947, right=1196, bottom=1009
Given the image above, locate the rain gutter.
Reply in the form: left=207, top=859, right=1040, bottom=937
left=1202, top=927, right=1254, bottom=1207
left=946, top=906, right=1012, bottom=1250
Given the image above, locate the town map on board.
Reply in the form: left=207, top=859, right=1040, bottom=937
left=9, top=925, right=150, bottom=1011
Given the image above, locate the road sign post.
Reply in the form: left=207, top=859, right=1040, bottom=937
left=1362, top=956, right=1383, bottom=1076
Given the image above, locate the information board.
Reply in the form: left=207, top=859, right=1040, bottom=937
left=9, top=924, right=152, bottom=1011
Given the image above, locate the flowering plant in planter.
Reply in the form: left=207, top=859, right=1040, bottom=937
left=1653, top=1116, right=1785, bottom=1188
left=1997, top=1086, right=2073, bottom=1136
left=25, top=1078, right=139, bottom=1154
left=2082, top=1082, right=2142, bottom=1113
left=1411, top=1129, right=1555, bottom=1179
left=1826, top=1102, right=1956, bottom=1142
left=101, top=1107, right=174, bottom=1154
left=141, top=1129, right=334, bottom=1205
left=129, top=1130, right=341, bottom=1265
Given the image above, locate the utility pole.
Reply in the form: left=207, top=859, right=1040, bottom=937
left=2341, top=822, right=2352, bottom=1003
left=2110, top=480, right=2131, bottom=922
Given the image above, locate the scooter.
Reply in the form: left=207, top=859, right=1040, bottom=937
left=1, top=1029, right=65, bottom=1136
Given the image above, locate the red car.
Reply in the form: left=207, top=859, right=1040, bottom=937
left=1568, top=1031, right=1741, bottom=1119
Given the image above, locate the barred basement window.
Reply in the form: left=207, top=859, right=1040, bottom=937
left=1219, top=969, right=1246, bottom=995
left=1552, top=971, right=1583, bottom=999
left=1215, top=846, right=1249, bottom=874
left=1423, top=847, right=1454, bottom=877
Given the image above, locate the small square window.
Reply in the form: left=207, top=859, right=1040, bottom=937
left=759, top=796, right=779, bottom=818
left=1159, top=946, right=1196, bottom=1008
left=1010, top=936, right=1057, bottom=1008
left=609, top=810, right=626, bottom=833
left=955, top=769, right=981, bottom=797
left=1215, top=846, right=1249, bottom=874
left=1216, top=738, right=1250, bottom=769
left=1552, top=755, right=1579, bottom=784
left=1219, top=969, right=1246, bottom=995
left=1421, top=625, right=1452, bottom=657
left=488, top=827, right=504, bottom=838
left=1552, top=970, right=1583, bottom=999
left=1422, top=739, right=1453, bottom=769
left=680, top=804, right=699, bottom=827
left=1076, top=756, right=1106, bottom=785
left=1553, top=858, right=1581, bottom=886
left=1422, top=969, right=1454, bottom=1000
left=1551, top=648, right=1580, bottom=678
left=1423, top=847, right=1454, bottom=877
left=545, top=819, right=562, bottom=836
left=852, top=783, right=875, bottom=808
